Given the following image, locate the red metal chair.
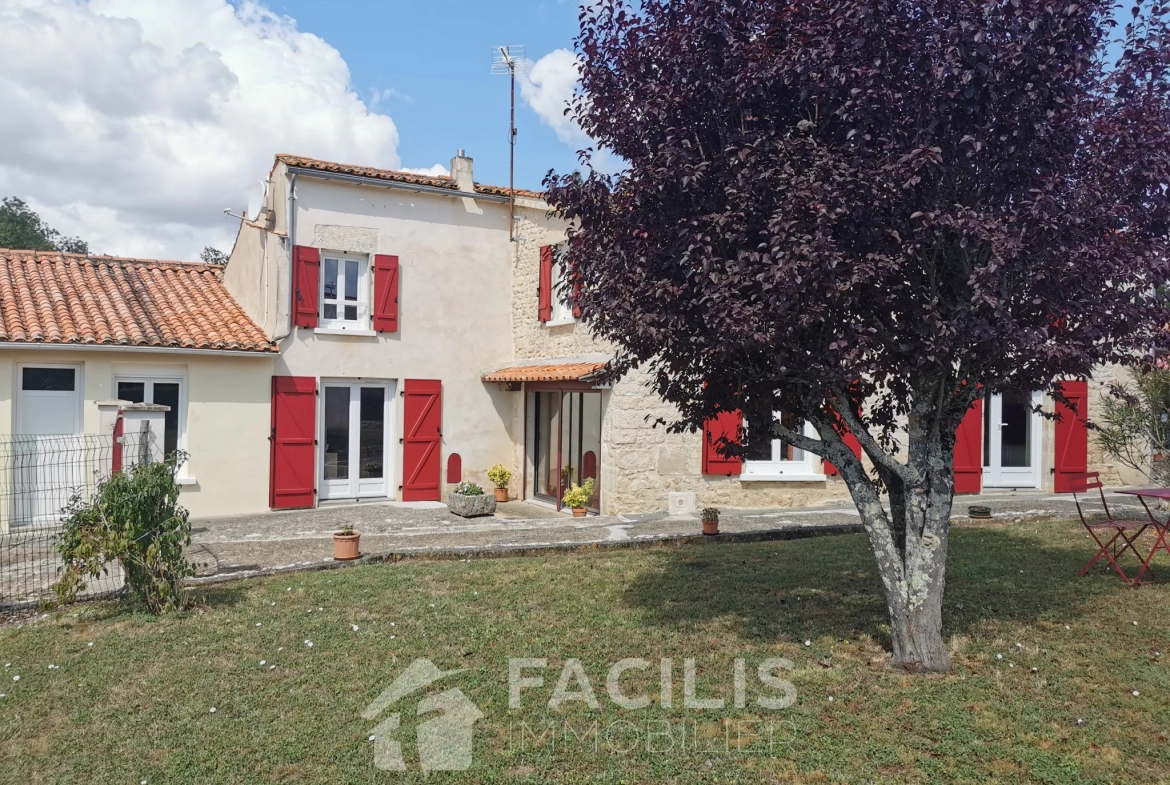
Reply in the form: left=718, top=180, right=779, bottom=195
left=1069, top=472, right=1158, bottom=584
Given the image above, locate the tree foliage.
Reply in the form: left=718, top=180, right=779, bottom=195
left=55, top=455, right=194, bottom=613
left=200, top=246, right=228, bottom=265
left=0, top=197, right=88, bottom=254
left=1096, top=364, right=1170, bottom=485
left=547, top=0, right=1170, bottom=670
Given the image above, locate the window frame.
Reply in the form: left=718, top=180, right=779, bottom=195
left=740, top=412, right=826, bottom=482
left=547, top=245, right=576, bottom=327
left=114, top=372, right=188, bottom=477
left=319, top=250, right=372, bottom=332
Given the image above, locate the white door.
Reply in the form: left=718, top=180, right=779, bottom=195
left=320, top=382, right=392, bottom=500
left=983, top=390, right=1043, bottom=488
left=15, top=366, right=83, bottom=525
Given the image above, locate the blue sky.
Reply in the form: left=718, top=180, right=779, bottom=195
left=269, top=0, right=584, bottom=191
left=0, top=0, right=1141, bottom=261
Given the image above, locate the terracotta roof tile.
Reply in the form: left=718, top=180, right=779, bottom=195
left=482, top=362, right=608, bottom=383
left=0, top=250, right=277, bottom=353
left=276, top=154, right=546, bottom=200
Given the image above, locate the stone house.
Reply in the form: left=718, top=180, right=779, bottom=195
left=0, top=153, right=1136, bottom=528
left=213, top=150, right=1139, bottom=517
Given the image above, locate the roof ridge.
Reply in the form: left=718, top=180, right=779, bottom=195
left=0, top=249, right=222, bottom=269
left=275, top=153, right=546, bottom=199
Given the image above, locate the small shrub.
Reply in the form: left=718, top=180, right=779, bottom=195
left=701, top=507, right=720, bottom=523
left=453, top=480, right=485, bottom=496
left=562, top=478, right=595, bottom=509
left=54, top=454, right=194, bottom=613
left=487, top=463, right=512, bottom=489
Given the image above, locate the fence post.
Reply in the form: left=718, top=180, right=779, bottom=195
left=139, top=421, right=152, bottom=467
left=112, top=415, right=123, bottom=474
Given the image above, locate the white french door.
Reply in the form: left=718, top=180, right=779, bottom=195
left=983, top=390, right=1043, bottom=488
left=320, top=382, right=393, bottom=500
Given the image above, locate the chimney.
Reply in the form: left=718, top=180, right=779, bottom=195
left=450, top=149, right=474, bottom=193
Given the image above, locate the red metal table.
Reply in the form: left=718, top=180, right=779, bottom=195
left=1114, top=489, right=1170, bottom=586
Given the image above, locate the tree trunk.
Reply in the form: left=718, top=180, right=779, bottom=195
left=825, top=397, right=956, bottom=673
left=889, top=582, right=950, bottom=672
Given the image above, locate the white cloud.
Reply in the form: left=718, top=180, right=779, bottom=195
left=519, top=49, right=583, bottom=146
left=399, top=164, right=450, bottom=177
left=520, top=48, right=621, bottom=175
left=0, top=0, right=438, bottom=260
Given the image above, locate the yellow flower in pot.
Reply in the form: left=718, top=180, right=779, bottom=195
left=562, top=478, right=595, bottom=517
left=487, top=463, right=512, bottom=503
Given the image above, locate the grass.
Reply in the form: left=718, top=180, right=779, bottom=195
left=1, top=518, right=1169, bottom=784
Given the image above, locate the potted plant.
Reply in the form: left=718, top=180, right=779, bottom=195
left=448, top=480, right=497, bottom=518
left=333, top=523, right=361, bottom=560
left=701, top=507, right=720, bottom=536
left=562, top=478, right=595, bottom=517
left=487, top=463, right=512, bottom=503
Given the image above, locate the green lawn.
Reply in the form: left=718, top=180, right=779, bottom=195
left=2, top=519, right=1168, bottom=784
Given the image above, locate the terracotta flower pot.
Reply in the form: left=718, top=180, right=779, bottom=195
left=333, top=531, right=361, bottom=561
left=494, top=487, right=509, bottom=502
left=702, top=519, right=720, bottom=536
left=572, top=507, right=587, bottom=518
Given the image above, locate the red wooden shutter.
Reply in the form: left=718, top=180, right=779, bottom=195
left=953, top=397, right=984, bottom=494
left=702, top=409, right=743, bottom=475
left=292, top=245, right=320, bottom=328
left=269, top=376, right=317, bottom=509
left=373, top=254, right=399, bottom=332
left=1054, top=380, right=1089, bottom=493
left=402, top=379, right=442, bottom=501
left=538, top=245, right=553, bottom=322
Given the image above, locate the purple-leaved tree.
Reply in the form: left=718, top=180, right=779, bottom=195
left=546, top=0, right=1170, bottom=671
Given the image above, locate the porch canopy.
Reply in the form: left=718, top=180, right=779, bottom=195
left=482, top=361, right=608, bottom=384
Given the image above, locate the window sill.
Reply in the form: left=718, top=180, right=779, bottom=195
left=176, top=476, right=198, bottom=486
left=739, top=473, right=826, bottom=483
left=545, top=318, right=576, bottom=328
left=314, top=327, right=377, bottom=337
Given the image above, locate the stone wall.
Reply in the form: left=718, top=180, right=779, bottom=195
left=506, top=211, right=1145, bottom=514
left=510, top=211, right=605, bottom=361
left=508, top=212, right=852, bottom=514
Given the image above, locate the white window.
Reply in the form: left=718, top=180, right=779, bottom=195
left=741, top=411, right=825, bottom=481
left=549, top=249, right=576, bottom=326
left=321, top=252, right=370, bottom=331
left=115, top=376, right=186, bottom=472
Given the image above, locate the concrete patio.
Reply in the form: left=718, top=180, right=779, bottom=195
left=183, top=489, right=1153, bottom=582
left=2, top=489, right=1155, bottom=604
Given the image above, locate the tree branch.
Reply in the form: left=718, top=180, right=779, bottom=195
left=829, top=387, right=916, bottom=484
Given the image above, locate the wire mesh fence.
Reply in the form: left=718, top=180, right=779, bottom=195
left=0, top=433, right=126, bottom=604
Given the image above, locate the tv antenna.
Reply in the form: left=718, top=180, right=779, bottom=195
left=492, top=45, right=526, bottom=239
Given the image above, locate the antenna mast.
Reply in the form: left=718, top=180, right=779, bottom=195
left=492, top=45, right=526, bottom=240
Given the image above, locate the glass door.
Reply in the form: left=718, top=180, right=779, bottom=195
left=321, top=383, right=389, bottom=499
left=531, top=390, right=603, bottom=510
left=983, top=390, right=1042, bottom=488
left=532, top=391, right=561, bottom=503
